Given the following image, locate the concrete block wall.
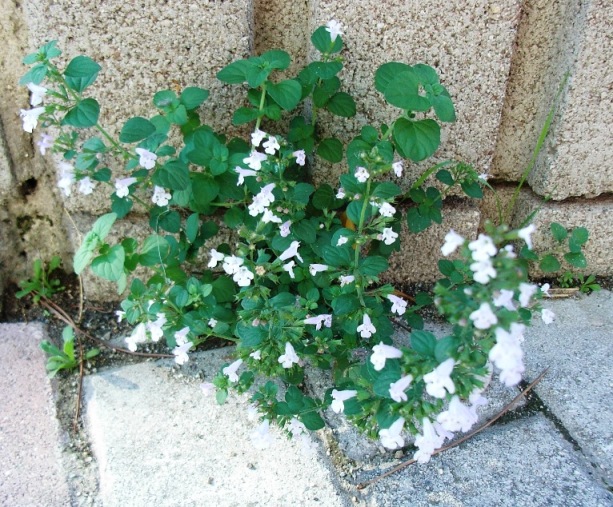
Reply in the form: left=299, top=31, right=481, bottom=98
left=0, top=0, right=611, bottom=303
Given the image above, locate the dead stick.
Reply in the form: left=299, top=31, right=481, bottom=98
left=356, top=368, right=548, bottom=490
left=73, top=332, right=85, bottom=433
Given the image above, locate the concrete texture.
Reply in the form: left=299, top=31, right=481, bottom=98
left=524, top=289, right=613, bottom=488
left=84, top=348, right=350, bottom=507
left=0, top=323, right=72, bottom=507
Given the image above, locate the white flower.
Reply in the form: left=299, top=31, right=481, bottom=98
left=234, top=166, right=257, bottom=185
left=413, top=418, right=446, bottom=463
left=519, top=283, right=537, bottom=307
left=248, top=183, right=276, bottom=216
left=470, top=258, right=497, bottom=284
left=147, top=313, right=167, bottom=342
left=278, top=342, right=300, bottom=368
left=541, top=308, right=555, bottom=324
left=263, top=136, right=280, bottom=155
left=174, top=326, right=190, bottom=346
left=115, top=177, right=137, bottom=198
left=250, top=350, right=261, bottom=360
left=152, top=186, right=171, bottom=206
left=469, top=302, right=498, bottom=330
left=468, top=234, right=497, bottom=262
left=336, top=187, right=346, bottom=199
left=262, top=208, right=282, bottom=224
left=423, top=358, right=456, bottom=398
left=243, top=150, right=268, bottom=170
left=287, top=417, right=307, bottom=437
left=27, top=82, right=47, bottom=106
left=250, top=419, right=275, bottom=449
left=200, top=382, right=216, bottom=396
left=493, top=289, right=516, bottom=311
left=339, top=275, right=355, bottom=287
left=441, top=230, right=465, bottom=256
left=389, top=375, right=413, bottom=402
left=330, top=389, right=357, bottom=413
left=309, top=263, right=328, bottom=276
left=489, top=324, right=525, bottom=387
left=37, top=133, right=54, bottom=155
left=293, top=150, right=306, bottom=166
left=222, top=254, right=244, bottom=275
left=304, top=314, right=332, bottom=330
left=173, top=341, right=193, bottom=365
left=279, top=241, right=303, bottom=262
left=283, top=260, right=296, bottom=279
left=337, top=236, right=348, bottom=246
left=115, top=310, right=125, bottom=323
left=370, top=342, right=403, bottom=371
left=251, top=128, right=266, bottom=147
left=379, top=417, right=405, bottom=450
left=125, top=323, right=147, bottom=352
left=223, top=358, right=243, bottom=382
left=20, top=107, right=45, bottom=133
left=540, top=283, right=551, bottom=297
left=436, top=395, right=478, bottom=433
left=378, top=202, right=396, bottom=218
left=57, top=162, right=75, bottom=197
left=325, top=19, right=344, bottom=41
left=208, top=249, right=225, bottom=268
left=135, top=147, right=157, bottom=169
left=518, top=224, right=536, bottom=249
left=279, top=221, right=291, bottom=237
left=379, top=227, right=398, bottom=245
left=357, top=313, right=376, bottom=339
left=387, top=294, right=407, bottom=316
left=233, top=266, right=254, bottom=287
left=355, top=166, right=370, bottom=183
left=392, top=161, right=403, bottom=177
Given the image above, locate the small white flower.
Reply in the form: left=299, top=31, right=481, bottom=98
left=423, top=358, right=456, bottom=399
left=200, top=382, right=216, bottom=396
left=519, top=283, right=537, bottom=307
left=115, top=310, right=125, bottom=323
left=233, top=266, right=254, bottom=287
left=468, top=234, right=497, bottom=262
left=243, top=150, right=268, bottom=171
left=208, top=249, right=225, bottom=268
left=469, top=302, right=498, bottom=330
left=115, top=177, right=137, bottom=198
left=370, top=342, right=403, bottom=371
left=208, top=318, right=218, bottom=328
left=470, top=258, right=497, bottom=284
left=413, top=418, right=446, bottom=463
left=222, top=255, right=244, bottom=275
left=173, top=341, right=193, bottom=365
left=337, top=236, right=348, bottom=246
left=223, top=358, right=243, bottom=382
left=309, top=263, right=328, bottom=276
left=279, top=221, right=291, bottom=238
left=262, top=208, right=282, bottom=224
left=389, top=375, right=413, bottom=402
left=37, top=133, right=54, bottom=155
left=441, top=230, right=465, bottom=256
left=57, top=162, right=75, bottom=197
left=387, top=294, right=407, bottom=316
left=489, top=323, right=525, bottom=387
left=27, top=82, right=47, bottom=106
left=147, top=313, right=167, bottom=342
left=250, top=350, right=261, bottom=360
left=357, top=313, right=376, bottom=339
left=331, top=389, right=357, bottom=413
left=325, top=19, right=344, bottom=41
left=336, top=187, right=346, bottom=199
left=304, top=314, right=332, bottom=330
left=125, top=323, right=147, bottom=352
left=279, top=240, right=303, bottom=262
left=287, top=417, right=308, bottom=437
left=378, top=227, right=398, bottom=246
left=540, top=283, right=551, bottom=297
left=339, top=275, right=355, bottom=287
left=493, top=289, right=516, bottom=311
left=152, top=186, right=171, bottom=206
left=378, top=202, right=396, bottom=218
left=541, top=308, right=555, bottom=325
left=135, top=147, right=157, bottom=170
left=436, top=395, right=478, bottom=433
left=278, top=342, right=300, bottom=368
left=293, top=150, right=306, bottom=166
left=251, top=128, right=266, bottom=147
left=283, top=260, right=296, bottom=279
left=355, top=166, right=370, bottom=183
left=379, top=417, right=405, bottom=450
left=392, top=161, right=403, bottom=177
left=20, top=107, right=45, bottom=133
left=234, top=166, right=257, bottom=185
left=518, top=224, right=536, bottom=250
left=250, top=419, right=275, bottom=450
left=174, top=326, right=190, bottom=346
left=262, top=136, right=280, bottom=155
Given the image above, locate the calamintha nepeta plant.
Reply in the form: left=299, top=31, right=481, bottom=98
left=20, top=20, right=554, bottom=462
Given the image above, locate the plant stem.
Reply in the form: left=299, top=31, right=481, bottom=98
left=354, top=179, right=372, bottom=306
left=255, top=83, right=268, bottom=131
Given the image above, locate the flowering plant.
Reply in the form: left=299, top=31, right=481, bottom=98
left=20, top=22, right=553, bottom=462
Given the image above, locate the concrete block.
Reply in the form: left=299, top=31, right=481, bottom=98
left=523, top=289, right=613, bottom=488
left=0, top=323, right=72, bottom=507
left=310, top=0, right=522, bottom=187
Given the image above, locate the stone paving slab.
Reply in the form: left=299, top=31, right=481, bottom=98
left=83, top=348, right=351, bottom=507
left=0, top=323, right=72, bottom=507
left=523, top=290, right=613, bottom=487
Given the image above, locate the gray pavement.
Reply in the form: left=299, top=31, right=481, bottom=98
left=1, top=291, right=612, bottom=506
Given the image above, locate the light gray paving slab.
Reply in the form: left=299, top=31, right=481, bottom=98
left=523, top=290, right=613, bottom=487
left=0, top=323, right=72, bottom=507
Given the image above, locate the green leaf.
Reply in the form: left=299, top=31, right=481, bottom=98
left=300, top=411, right=325, bottom=431
left=393, top=118, right=441, bottom=162
left=374, top=62, right=412, bottom=93
left=410, top=330, right=436, bottom=358
left=431, top=93, right=456, bottom=122
left=550, top=222, right=568, bottom=243
left=111, top=195, right=133, bottom=219
left=232, top=107, right=260, bottom=125
left=191, top=173, right=219, bottom=211
left=434, top=336, right=458, bottom=363
left=91, top=245, right=125, bottom=282
left=19, top=64, right=48, bottom=86
left=570, top=227, right=589, bottom=246
left=153, top=90, right=178, bottom=108
left=155, top=210, right=181, bottom=233
left=61, top=98, right=100, bottom=128
left=166, top=104, right=188, bottom=125
left=311, top=26, right=343, bottom=54
left=212, top=276, right=236, bottom=303
left=323, top=245, right=352, bottom=267
left=316, top=137, right=343, bottom=163
left=436, top=169, right=454, bottom=186
left=91, top=212, right=117, bottom=239
left=180, top=87, right=209, bottom=109
left=294, top=220, right=317, bottom=243
left=313, top=77, right=341, bottom=107
left=326, top=92, right=356, bottom=117
left=292, top=183, right=315, bottom=205
left=332, top=294, right=361, bottom=315
left=260, top=49, right=291, bottom=70
left=64, top=55, right=101, bottom=92
left=373, top=367, right=402, bottom=399
left=372, top=182, right=401, bottom=200
left=216, top=59, right=252, bottom=84
left=385, top=70, right=430, bottom=111
left=359, top=256, right=388, bottom=276
left=236, top=322, right=266, bottom=348
left=312, top=184, right=336, bottom=210
left=267, top=79, right=302, bottom=110
left=406, top=207, right=432, bottom=233
left=224, top=207, right=244, bottom=228
left=119, top=117, right=156, bottom=143
left=539, top=254, right=561, bottom=273
left=73, top=232, right=99, bottom=275
left=154, top=160, right=191, bottom=191
left=309, top=61, right=343, bottom=79
left=461, top=181, right=483, bottom=199
left=564, top=252, right=587, bottom=269
left=185, top=213, right=200, bottom=242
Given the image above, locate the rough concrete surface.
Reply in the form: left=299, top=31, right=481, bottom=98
left=0, top=323, right=71, bottom=507
left=524, top=289, right=613, bottom=488
left=84, top=348, right=350, bottom=507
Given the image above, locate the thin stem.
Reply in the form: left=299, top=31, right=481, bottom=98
left=354, top=179, right=372, bottom=306
left=255, top=83, right=268, bottom=131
